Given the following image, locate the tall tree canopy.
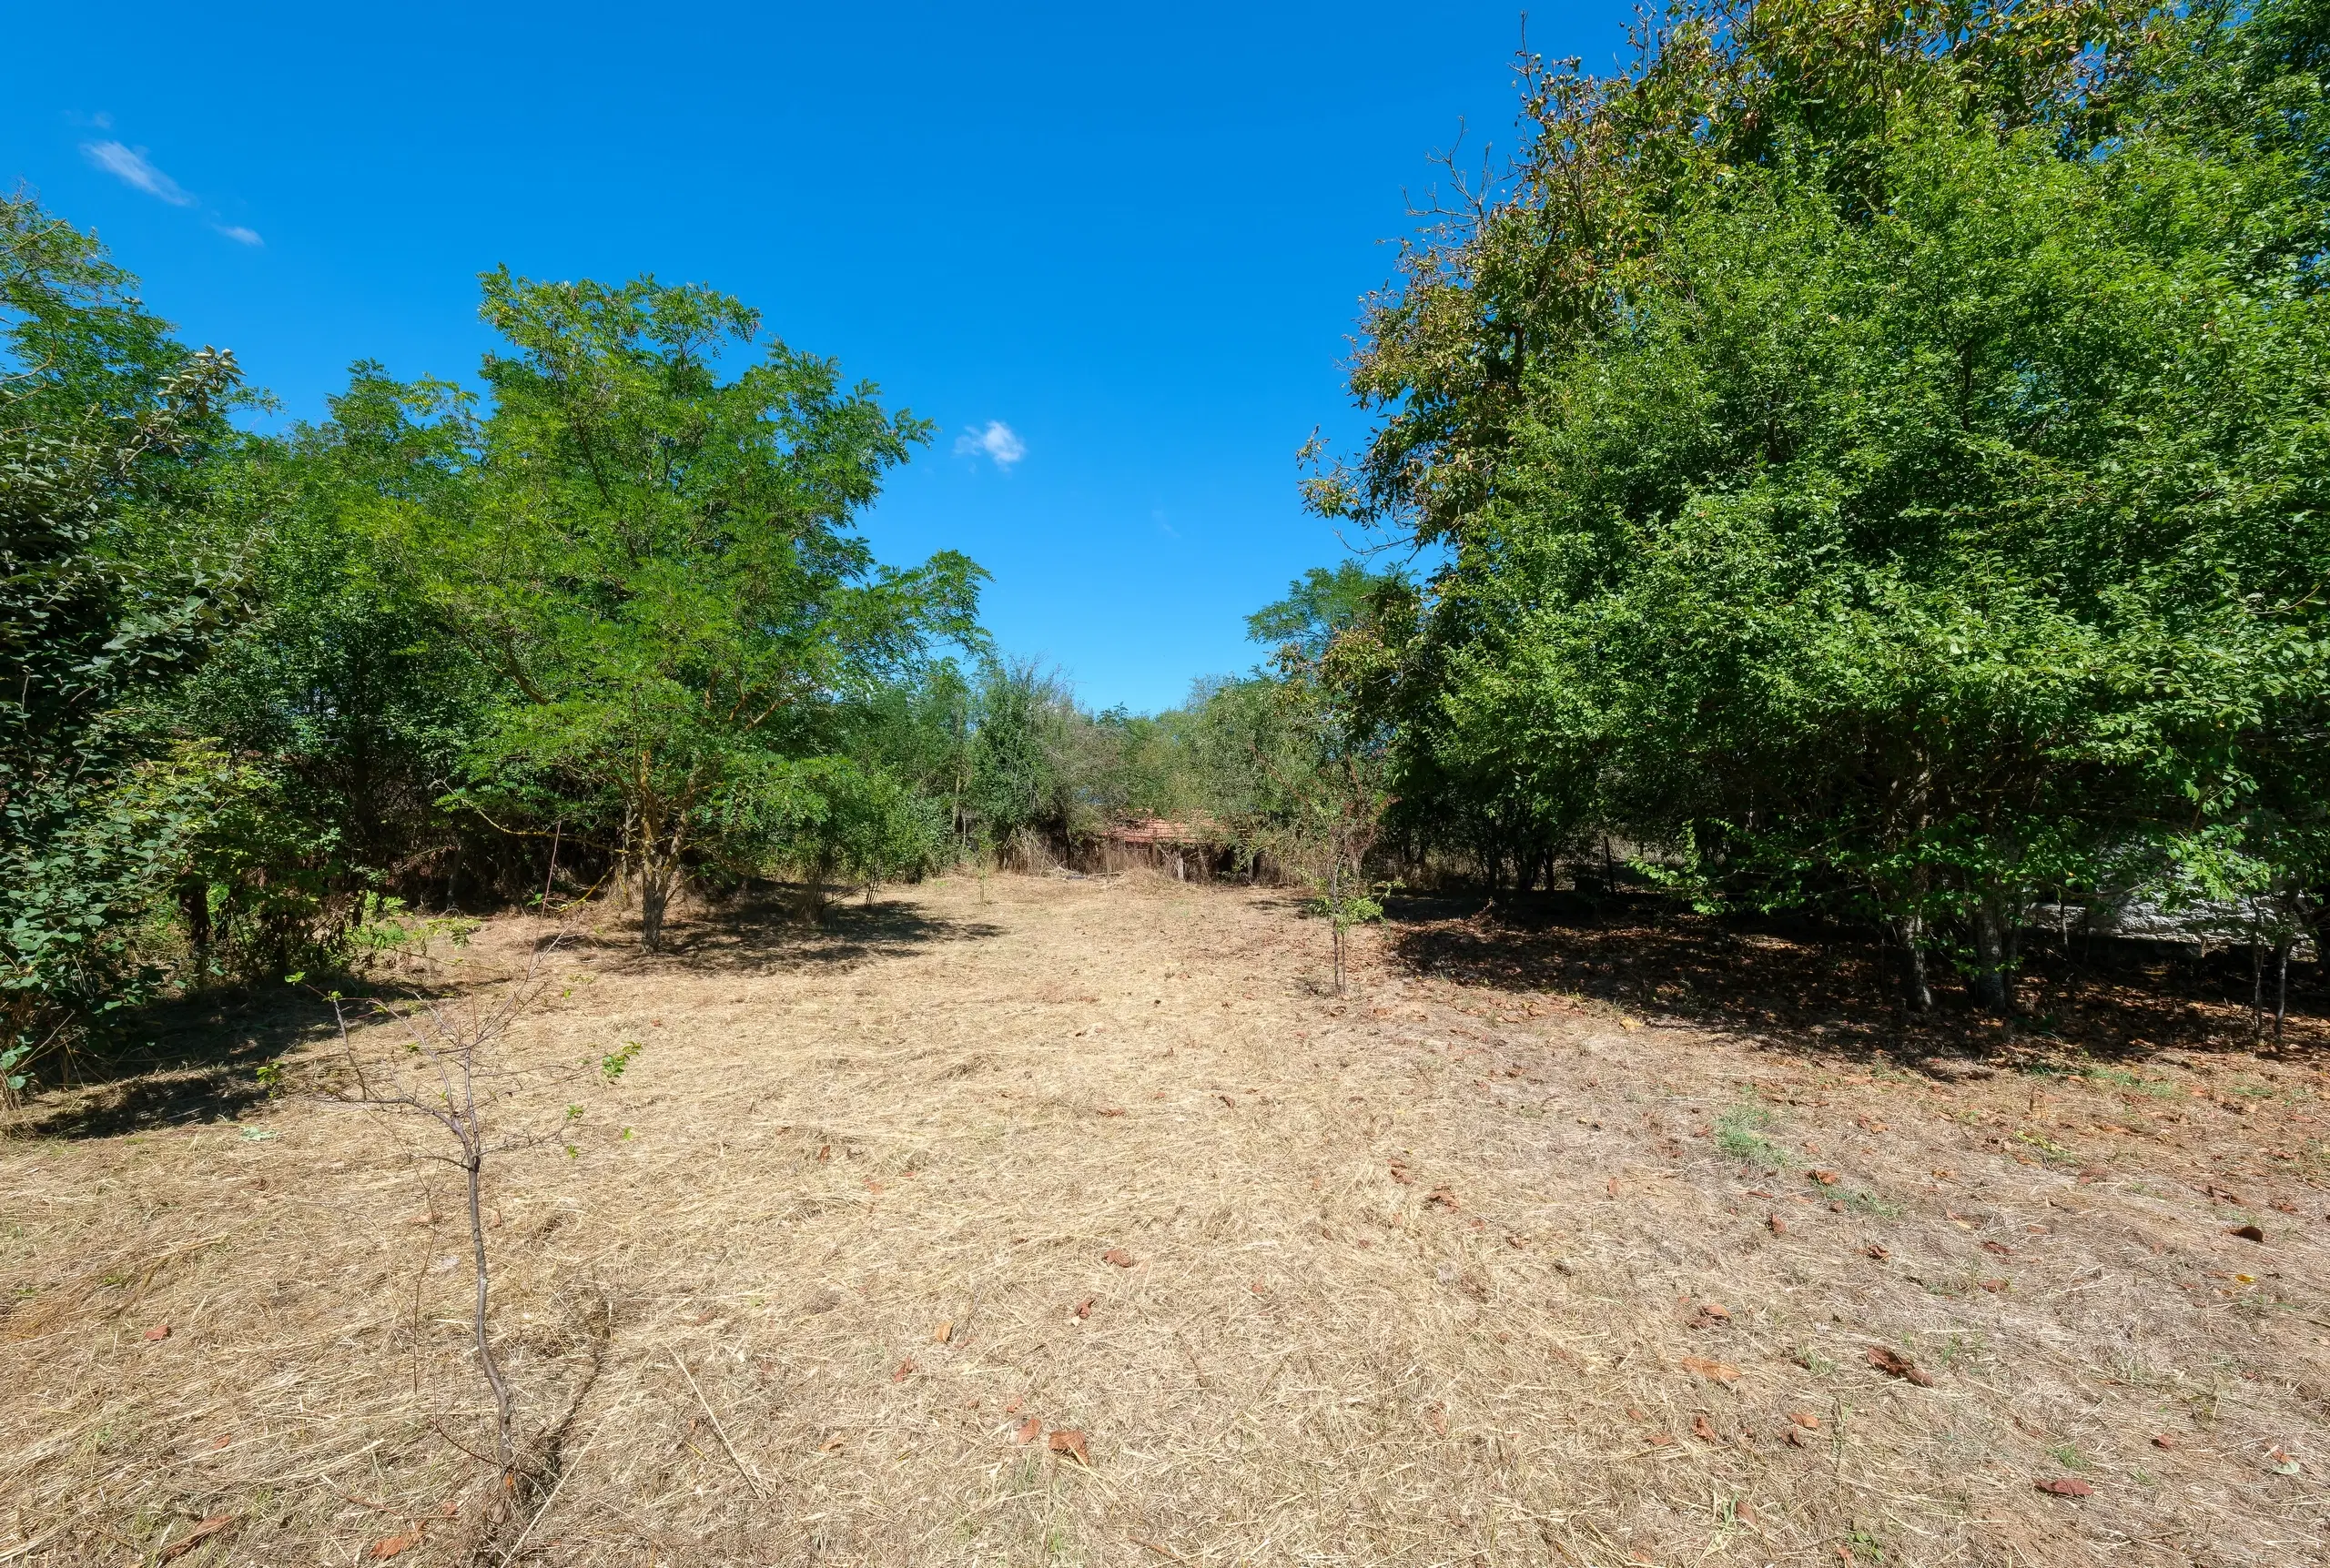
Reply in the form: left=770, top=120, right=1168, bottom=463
left=1311, top=0, right=2330, bottom=1006
left=369, top=270, right=983, bottom=947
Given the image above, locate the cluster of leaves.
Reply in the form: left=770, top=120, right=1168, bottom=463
left=1298, top=0, right=2330, bottom=1013
left=0, top=198, right=1009, bottom=1083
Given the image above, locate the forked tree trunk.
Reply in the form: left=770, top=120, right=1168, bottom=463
left=636, top=837, right=685, bottom=952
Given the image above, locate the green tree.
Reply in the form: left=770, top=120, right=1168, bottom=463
left=1310, top=0, right=2330, bottom=1012
left=380, top=270, right=981, bottom=949
left=2, top=194, right=246, bottom=1086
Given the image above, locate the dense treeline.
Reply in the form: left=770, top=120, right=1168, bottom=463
left=0, top=214, right=1352, bottom=1087
left=1302, top=0, right=2330, bottom=1017
left=10, top=1, right=2327, bottom=1088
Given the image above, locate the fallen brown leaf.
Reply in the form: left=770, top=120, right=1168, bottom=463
left=2035, top=1478, right=2092, bottom=1497
left=1423, top=1402, right=1449, bottom=1436
left=370, top=1532, right=420, bottom=1560
left=1014, top=1417, right=1042, bottom=1443
left=1866, top=1345, right=1933, bottom=1386
left=1096, top=1107, right=1126, bottom=1117
left=1789, top=1411, right=1819, bottom=1430
left=1103, top=1248, right=1137, bottom=1268
left=143, top=1323, right=171, bottom=1341
left=1979, top=1279, right=2008, bottom=1293
left=1646, top=1431, right=1673, bottom=1447
left=1425, top=1187, right=1460, bottom=1209
left=1692, top=1414, right=1719, bottom=1442
left=892, top=1358, right=916, bottom=1382
left=1073, top=1296, right=1095, bottom=1320
left=1690, top=1301, right=1731, bottom=1327
left=1864, top=1243, right=1889, bottom=1259
left=158, top=1515, right=236, bottom=1563
left=818, top=1431, right=846, bottom=1453
left=932, top=1320, right=953, bottom=1344
left=1680, top=1355, right=1741, bottom=1384
left=1389, top=1162, right=1413, bottom=1185
left=1809, top=1169, right=1840, bottom=1186
left=1767, top=1213, right=1788, bottom=1235
left=2152, top=1432, right=2175, bottom=1450
left=1606, top=1178, right=1621, bottom=1198
left=1048, top=1427, right=1091, bottom=1465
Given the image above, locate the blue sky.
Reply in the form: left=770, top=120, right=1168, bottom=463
left=5, top=1, right=1637, bottom=713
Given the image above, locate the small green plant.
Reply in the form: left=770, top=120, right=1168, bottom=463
left=1717, top=1099, right=1787, bottom=1168
left=2049, top=1443, right=2089, bottom=1472
left=1842, top=1188, right=1902, bottom=1219
left=344, top=895, right=481, bottom=969
left=2014, top=1127, right=2081, bottom=1168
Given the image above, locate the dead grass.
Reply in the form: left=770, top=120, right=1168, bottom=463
left=4, top=873, right=2328, bottom=1566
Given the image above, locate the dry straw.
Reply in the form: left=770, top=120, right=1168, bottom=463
left=3, top=874, right=2325, bottom=1564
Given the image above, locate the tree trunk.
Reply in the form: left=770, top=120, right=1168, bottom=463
left=1329, top=855, right=1345, bottom=995
left=1900, top=913, right=1934, bottom=1012
left=178, top=883, right=212, bottom=980
left=466, top=1154, right=514, bottom=1471
left=806, top=850, right=834, bottom=926
left=2274, top=938, right=2292, bottom=1047
left=637, top=846, right=681, bottom=951
left=2252, top=927, right=2266, bottom=1044
left=1971, top=900, right=2011, bottom=1015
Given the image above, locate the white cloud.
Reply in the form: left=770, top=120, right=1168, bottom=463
left=82, top=140, right=195, bottom=206
left=953, top=420, right=1026, bottom=470
left=213, top=223, right=263, bottom=246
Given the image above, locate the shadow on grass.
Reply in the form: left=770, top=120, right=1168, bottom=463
left=12, top=987, right=344, bottom=1140
left=14, top=894, right=1003, bottom=1142
left=653, top=892, right=1007, bottom=975
left=1381, top=889, right=2324, bottom=1066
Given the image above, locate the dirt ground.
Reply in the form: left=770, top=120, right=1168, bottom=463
left=4, top=874, right=2328, bottom=1566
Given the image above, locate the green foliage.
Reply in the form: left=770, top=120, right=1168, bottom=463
left=1303, top=0, right=2330, bottom=1007
left=368, top=269, right=983, bottom=946
left=2, top=194, right=256, bottom=1082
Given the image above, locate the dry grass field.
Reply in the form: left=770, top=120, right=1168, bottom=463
left=5, top=873, right=2328, bottom=1566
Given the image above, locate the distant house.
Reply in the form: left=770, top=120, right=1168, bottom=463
left=1103, top=816, right=1226, bottom=880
